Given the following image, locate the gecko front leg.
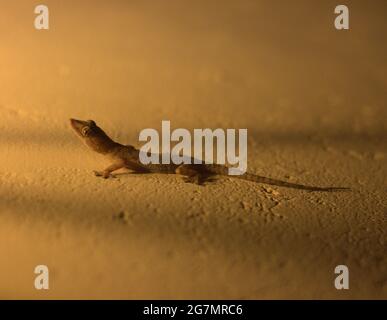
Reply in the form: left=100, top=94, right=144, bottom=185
left=94, top=161, right=126, bottom=179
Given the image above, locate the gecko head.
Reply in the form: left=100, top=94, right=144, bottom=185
left=69, top=118, right=116, bottom=154
left=70, top=118, right=97, bottom=138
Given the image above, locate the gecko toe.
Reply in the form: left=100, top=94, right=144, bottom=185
left=93, top=170, right=116, bottom=179
left=93, top=170, right=103, bottom=177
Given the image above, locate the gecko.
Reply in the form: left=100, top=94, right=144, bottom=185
left=70, top=118, right=348, bottom=191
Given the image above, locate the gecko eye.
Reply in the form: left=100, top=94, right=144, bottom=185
left=81, top=126, right=90, bottom=136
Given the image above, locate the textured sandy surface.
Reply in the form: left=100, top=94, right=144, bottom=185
left=0, top=0, right=386, bottom=299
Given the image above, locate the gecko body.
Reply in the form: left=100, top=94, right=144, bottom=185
left=70, top=118, right=347, bottom=191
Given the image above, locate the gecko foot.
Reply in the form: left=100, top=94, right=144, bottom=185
left=93, top=170, right=117, bottom=179
left=182, top=176, right=199, bottom=184
left=182, top=174, right=216, bottom=186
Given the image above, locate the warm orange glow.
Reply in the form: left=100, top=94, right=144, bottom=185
left=0, top=0, right=385, bottom=299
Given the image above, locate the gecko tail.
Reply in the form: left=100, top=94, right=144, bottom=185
left=236, top=173, right=349, bottom=192
left=205, top=165, right=349, bottom=192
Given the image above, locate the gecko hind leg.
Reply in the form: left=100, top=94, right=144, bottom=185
left=176, top=164, right=216, bottom=185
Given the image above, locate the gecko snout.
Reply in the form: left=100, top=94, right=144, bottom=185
left=70, top=118, right=79, bottom=125
left=69, top=118, right=87, bottom=136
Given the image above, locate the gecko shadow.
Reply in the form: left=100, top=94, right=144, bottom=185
left=106, top=169, right=350, bottom=192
